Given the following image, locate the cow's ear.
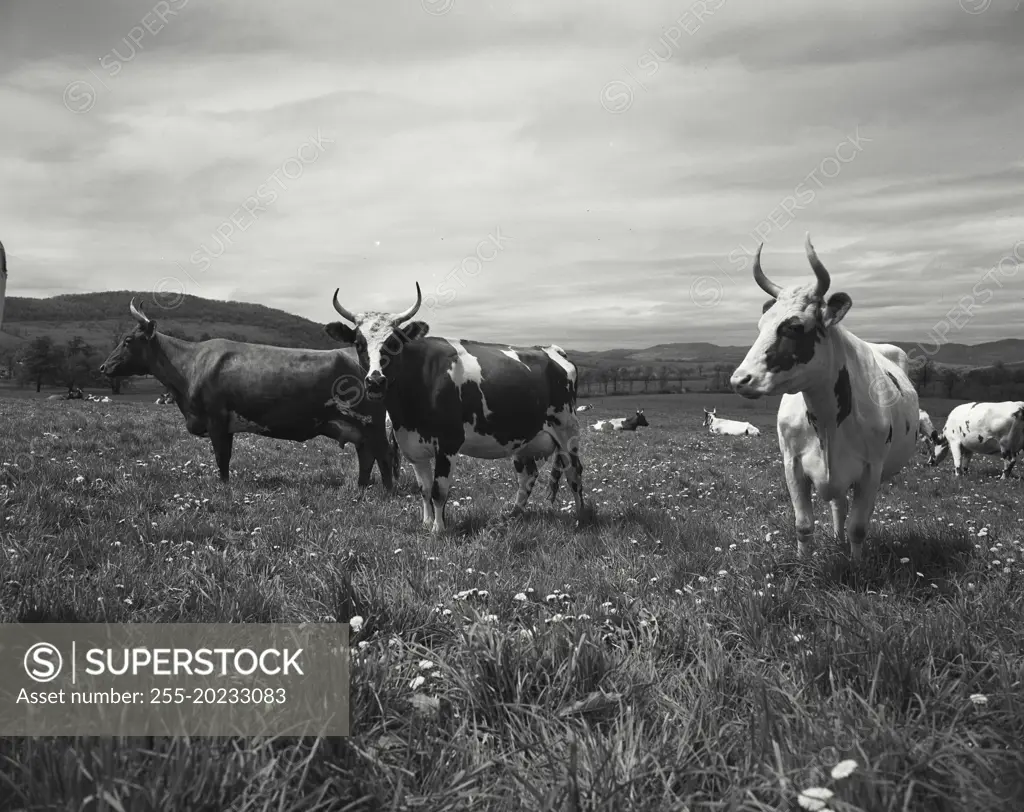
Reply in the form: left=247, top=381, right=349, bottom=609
left=762, top=299, right=775, bottom=314
left=822, top=293, right=852, bottom=328
left=400, top=321, right=430, bottom=342
left=324, top=322, right=357, bottom=343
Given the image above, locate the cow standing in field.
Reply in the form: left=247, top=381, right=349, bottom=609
left=929, top=401, right=1024, bottom=478
left=324, top=284, right=584, bottom=533
left=99, top=299, right=397, bottom=492
left=591, top=410, right=649, bottom=432
left=703, top=407, right=760, bottom=436
left=730, top=234, right=920, bottom=562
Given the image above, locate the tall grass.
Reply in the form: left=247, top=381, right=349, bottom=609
left=1, top=393, right=1021, bottom=810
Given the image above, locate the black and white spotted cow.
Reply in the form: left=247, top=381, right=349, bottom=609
left=325, top=284, right=585, bottom=533
left=591, top=410, right=649, bottom=432
left=730, top=234, right=920, bottom=562
left=929, top=401, right=1024, bottom=478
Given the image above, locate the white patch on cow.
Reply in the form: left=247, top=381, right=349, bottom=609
left=501, top=348, right=529, bottom=367
left=543, top=345, right=576, bottom=383
left=227, top=412, right=271, bottom=434
left=395, top=426, right=435, bottom=462
left=444, top=338, right=493, bottom=419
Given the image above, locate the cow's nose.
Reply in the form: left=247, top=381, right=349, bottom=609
left=731, top=372, right=753, bottom=389
left=366, top=371, right=386, bottom=390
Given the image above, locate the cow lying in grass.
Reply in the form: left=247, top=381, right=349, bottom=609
left=99, top=299, right=397, bottom=492
left=702, top=408, right=760, bottom=436
left=591, top=410, right=649, bottom=432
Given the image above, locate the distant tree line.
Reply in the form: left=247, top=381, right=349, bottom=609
left=576, top=362, right=736, bottom=395
left=908, top=359, right=1024, bottom=401
left=575, top=359, right=1024, bottom=401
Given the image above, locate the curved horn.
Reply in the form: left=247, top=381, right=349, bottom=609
left=391, top=282, right=422, bottom=324
left=129, top=297, right=151, bottom=325
left=331, top=288, right=358, bottom=323
left=805, top=232, right=830, bottom=297
left=752, top=243, right=781, bottom=298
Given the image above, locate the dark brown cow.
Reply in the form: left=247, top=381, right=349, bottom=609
left=99, top=299, right=396, bottom=491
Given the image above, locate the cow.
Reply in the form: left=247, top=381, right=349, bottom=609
left=98, top=298, right=397, bottom=492
left=591, top=410, right=649, bottom=432
left=323, top=283, right=584, bottom=533
left=576, top=404, right=594, bottom=413
left=928, top=401, right=1024, bottom=478
left=729, top=234, right=920, bottom=562
left=47, top=387, right=83, bottom=401
left=702, top=407, right=760, bottom=436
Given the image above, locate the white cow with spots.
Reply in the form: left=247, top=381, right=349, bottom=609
left=929, top=401, right=1024, bottom=478
left=702, top=408, right=760, bottom=436
left=730, top=234, right=920, bottom=562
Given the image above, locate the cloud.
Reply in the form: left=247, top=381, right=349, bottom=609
left=1, top=0, right=1022, bottom=351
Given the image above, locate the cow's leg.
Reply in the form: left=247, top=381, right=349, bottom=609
left=370, top=433, right=396, bottom=495
left=783, top=456, right=814, bottom=558
left=354, top=441, right=375, bottom=490
left=830, top=492, right=848, bottom=549
left=999, top=444, right=1017, bottom=479
left=410, top=458, right=434, bottom=527
left=512, top=456, right=540, bottom=512
left=562, top=442, right=584, bottom=525
left=429, top=453, right=454, bottom=534
left=847, top=469, right=882, bottom=563
left=951, top=442, right=964, bottom=476
left=547, top=452, right=565, bottom=503
left=207, top=422, right=233, bottom=484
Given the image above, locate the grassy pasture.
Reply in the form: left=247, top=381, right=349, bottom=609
left=0, top=392, right=1022, bottom=810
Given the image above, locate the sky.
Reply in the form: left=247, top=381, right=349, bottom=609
left=1, top=0, right=1022, bottom=351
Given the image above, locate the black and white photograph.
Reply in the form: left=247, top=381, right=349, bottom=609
left=1, top=0, right=1022, bottom=808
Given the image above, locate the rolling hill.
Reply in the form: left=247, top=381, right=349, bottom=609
left=0, top=292, right=1020, bottom=373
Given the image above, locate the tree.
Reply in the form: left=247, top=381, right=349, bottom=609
left=940, top=367, right=963, bottom=399
left=608, top=366, right=620, bottom=394
left=59, top=336, right=97, bottom=389
left=18, top=336, right=60, bottom=392
left=641, top=365, right=653, bottom=392
left=0, top=348, right=15, bottom=381
left=597, top=368, right=609, bottom=394
left=658, top=365, right=670, bottom=391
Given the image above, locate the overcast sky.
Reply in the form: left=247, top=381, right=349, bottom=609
left=1, top=0, right=1022, bottom=350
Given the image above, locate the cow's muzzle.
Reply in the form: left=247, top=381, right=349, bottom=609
left=365, top=371, right=387, bottom=398
left=730, top=370, right=762, bottom=399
